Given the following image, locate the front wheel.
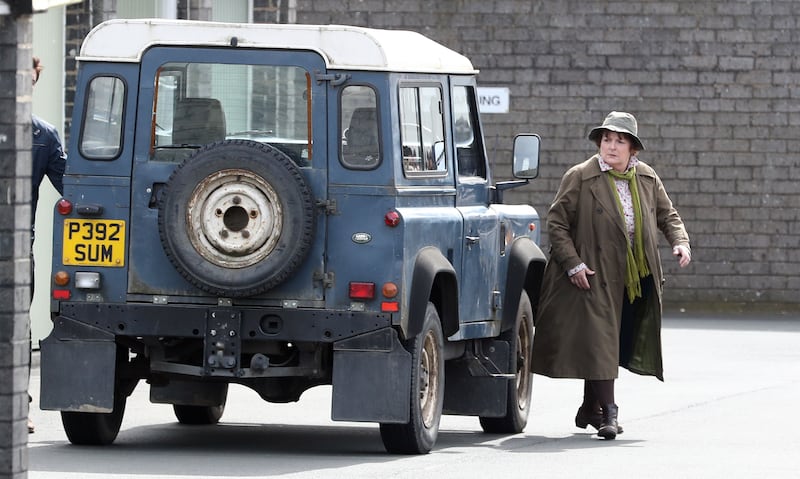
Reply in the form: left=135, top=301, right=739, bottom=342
left=380, top=302, right=444, bottom=454
left=479, top=290, right=534, bottom=433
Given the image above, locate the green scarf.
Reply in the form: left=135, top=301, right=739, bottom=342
left=607, top=167, right=650, bottom=303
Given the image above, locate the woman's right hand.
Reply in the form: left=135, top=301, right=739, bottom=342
left=570, top=267, right=595, bottom=290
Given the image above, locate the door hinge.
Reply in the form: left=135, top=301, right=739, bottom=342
left=314, top=71, right=350, bottom=86
left=492, top=291, right=502, bottom=310
left=314, top=271, right=335, bottom=289
left=317, top=198, right=338, bottom=215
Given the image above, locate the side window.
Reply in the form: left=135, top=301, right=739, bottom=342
left=80, top=76, right=125, bottom=160
left=341, top=86, right=380, bottom=169
left=453, top=86, right=486, bottom=179
left=400, top=86, right=446, bottom=176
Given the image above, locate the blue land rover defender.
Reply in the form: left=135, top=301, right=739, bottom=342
left=41, top=19, right=545, bottom=454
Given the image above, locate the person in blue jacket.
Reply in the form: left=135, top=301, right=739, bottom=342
left=29, top=56, right=66, bottom=434
left=32, top=56, right=66, bottom=224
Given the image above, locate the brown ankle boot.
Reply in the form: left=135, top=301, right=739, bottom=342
left=598, top=404, right=619, bottom=440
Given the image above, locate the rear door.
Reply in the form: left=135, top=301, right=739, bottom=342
left=128, top=47, right=328, bottom=301
left=54, top=63, right=139, bottom=303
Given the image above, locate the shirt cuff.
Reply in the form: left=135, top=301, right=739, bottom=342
left=567, top=263, right=587, bottom=277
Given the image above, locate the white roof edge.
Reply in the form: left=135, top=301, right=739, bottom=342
left=77, top=19, right=478, bottom=74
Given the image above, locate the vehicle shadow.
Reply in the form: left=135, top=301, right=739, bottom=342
left=30, top=422, right=386, bottom=477
left=28, top=422, right=639, bottom=477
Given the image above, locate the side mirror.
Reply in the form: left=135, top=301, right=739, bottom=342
left=512, top=134, right=541, bottom=179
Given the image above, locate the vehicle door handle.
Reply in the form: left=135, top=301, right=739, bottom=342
left=466, top=235, right=480, bottom=244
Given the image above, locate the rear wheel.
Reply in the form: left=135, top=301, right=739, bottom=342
left=479, top=290, right=534, bottom=433
left=61, top=345, right=130, bottom=445
left=173, top=385, right=228, bottom=425
left=173, top=404, right=225, bottom=425
left=61, top=395, right=126, bottom=445
left=380, top=302, right=444, bottom=454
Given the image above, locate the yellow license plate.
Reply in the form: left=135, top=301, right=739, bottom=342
left=63, top=219, right=126, bottom=267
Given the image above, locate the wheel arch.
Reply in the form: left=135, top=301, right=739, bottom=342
left=501, top=237, right=546, bottom=333
left=405, top=247, right=458, bottom=340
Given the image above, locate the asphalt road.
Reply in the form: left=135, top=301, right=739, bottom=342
left=27, top=311, right=800, bottom=479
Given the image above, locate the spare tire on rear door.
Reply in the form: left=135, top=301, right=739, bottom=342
left=158, top=140, right=315, bottom=297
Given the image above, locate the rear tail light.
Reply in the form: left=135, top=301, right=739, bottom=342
left=52, top=289, right=71, bottom=300
left=384, top=210, right=400, bottom=227
left=381, top=301, right=399, bottom=312
left=52, top=271, right=71, bottom=300
left=56, top=198, right=72, bottom=215
left=381, top=282, right=398, bottom=298
left=349, top=282, right=375, bottom=300
left=53, top=271, right=69, bottom=286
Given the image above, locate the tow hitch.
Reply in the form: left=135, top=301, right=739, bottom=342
left=204, top=309, right=242, bottom=376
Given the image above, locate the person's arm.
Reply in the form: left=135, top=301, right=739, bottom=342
left=654, top=172, right=691, bottom=267
left=546, top=166, right=585, bottom=274
left=47, top=128, right=66, bottom=195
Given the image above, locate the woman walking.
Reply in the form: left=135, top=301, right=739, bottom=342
left=532, top=111, right=692, bottom=439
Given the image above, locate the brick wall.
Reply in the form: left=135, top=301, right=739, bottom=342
left=64, top=0, right=117, bottom=139
left=295, top=0, right=800, bottom=308
left=0, top=11, right=32, bottom=478
left=55, top=0, right=800, bottom=309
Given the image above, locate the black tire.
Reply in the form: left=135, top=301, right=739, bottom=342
left=479, top=290, right=534, bottom=433
left=173, top=404, right=225, bottom=425
left=158, top=140, right=315, bottom=297
left=380, top=302, right=444, bottom=454
left=61, top=395, right=126, bottom=445
left=173, top=385, right=228, bottom=425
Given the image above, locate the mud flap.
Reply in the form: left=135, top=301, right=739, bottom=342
left=331, top=328, right=411, bottom=422
left=39, top=317, right=117, bottom=412
left=443, top=339, right=510, bottom=416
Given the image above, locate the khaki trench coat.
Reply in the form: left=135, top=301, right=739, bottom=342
left=532, top=155, right=690, bottom=381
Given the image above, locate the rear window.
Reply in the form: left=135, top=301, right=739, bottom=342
left=340, top=85, right=380, bottom=170
left=80, top=75, right=125, bottom=160
left=151, top=62, right=312, bottom=167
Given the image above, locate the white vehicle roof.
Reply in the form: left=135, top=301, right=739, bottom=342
left=79, top=19, right=478, bottom=74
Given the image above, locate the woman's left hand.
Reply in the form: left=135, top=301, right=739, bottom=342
left=673, top=245, right=691, bottom=268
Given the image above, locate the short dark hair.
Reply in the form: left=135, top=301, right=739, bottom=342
left=592, top=129, right=638, bottom=151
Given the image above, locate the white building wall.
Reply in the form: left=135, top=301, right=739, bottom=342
left=31, top=6, right=66, bottom=348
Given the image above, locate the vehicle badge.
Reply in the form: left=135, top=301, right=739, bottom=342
left=352, top=232, right=372, bottom=244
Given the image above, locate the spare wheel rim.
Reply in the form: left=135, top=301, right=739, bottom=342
left=187, top=168, right=282, bottom=268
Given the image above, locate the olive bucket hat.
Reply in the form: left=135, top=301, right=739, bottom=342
left=588, top=111, right=645, bottom=151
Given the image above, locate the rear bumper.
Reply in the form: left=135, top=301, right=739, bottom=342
left=54, top=301, right=392, bottom=342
